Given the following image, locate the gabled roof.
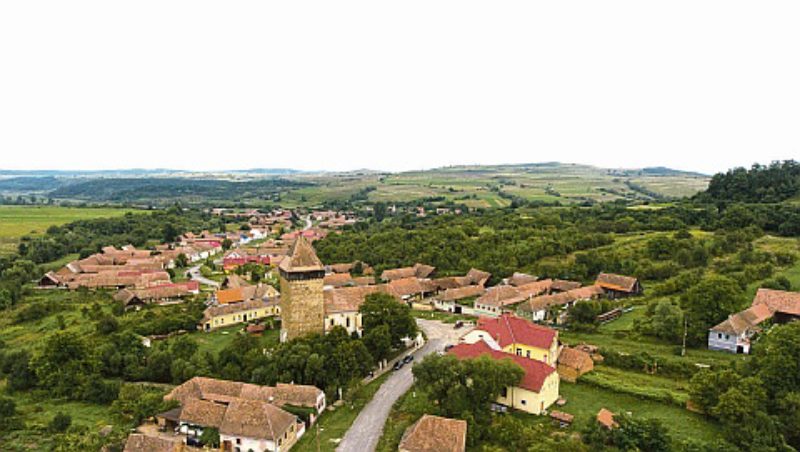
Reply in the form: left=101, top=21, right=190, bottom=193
left=473, top=314, right=557, bottom=350
left=557, top=347, right=593, bottom=371
left=399, top=414, right=467, bottom=452
left=216, top=288, right=245, bottom=304
left=441, top=285, right=486, bottom=302
left=123, top=434, right=181, bottom=452
left=752, top=288, right=800, bottom=316
left=448, top=341, right=556, bottom=392
left=476, top=285, right=525, bottom=307
left=597, top=408, right=617, bottom=429
left=711, top=302, right=772, bottom=335
left=324, top=272, right=354, bottom=287
left=279, top=236, right=324, bottom=273
left=388, top=277, right=427, bottom=297
left=219, top=399, right=296, bottom=441
left=466, top=268, right=491, bottom=286
left=595, top=273, right=639, bottom=293
left=324, top=284, right=392, bottom=313
left=507, top=272, right=538, bottom=287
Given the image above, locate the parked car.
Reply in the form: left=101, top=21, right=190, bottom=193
left=454, top=320, right=464, bottom=329
left=444, top=344, right=455, bottom=352
left=393, top=361, right=405, bottom=371
left=403, top=354, right=414, bottom=364
left=186, top=436, right=202, bottom=447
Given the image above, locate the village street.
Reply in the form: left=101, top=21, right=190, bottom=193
left=187, top=264, right=220, bottom=288
left=335, top=319, right=469, bottom=452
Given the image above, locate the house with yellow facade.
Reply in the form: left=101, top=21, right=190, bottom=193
left=460, top=313, right=559, bottom=366
left=201, top=299, right=280, bottom=331
left=449, top=340, right=560, bottom=415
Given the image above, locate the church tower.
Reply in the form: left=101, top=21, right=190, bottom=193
left=279, top=236, right=325, bottom=342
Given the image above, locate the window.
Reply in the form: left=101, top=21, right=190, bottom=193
left=516, top=348, right=522, bottom=356
left=526, top=350, right=531, bottom=358
left=718, top=333, right=722, bottom=339
left=236, top=439, right=241, bottom=445
left=521, top=399, right=527, bottom=405
left=500, top=387, right=508, bottom=397
left=346, top=317, right=350, bottom=327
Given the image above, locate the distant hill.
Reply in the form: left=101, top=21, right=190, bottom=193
left=1, top=162, right=711, bottom=207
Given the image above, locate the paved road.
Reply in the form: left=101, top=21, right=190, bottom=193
left=187, top=265, right=220, bottom=288
left=335, top=319, right=468, bottom=452
left=303, top=214, right=312, bottom=230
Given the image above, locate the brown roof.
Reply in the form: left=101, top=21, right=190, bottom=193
left=597, top=408, right=617, bottom=429
left=324, top=273, right=354, bottom=287
left=711, top=302, right=772, bottom=335
left=476, top=285, right=526, bottom=307
left=752, top=288, right=800, bottom=316
left=441, top=285, right=486, bottom=302
left=180, top=398, right=227, bottom=427
left=222, top=274, right=251, bottom=289
left=595, top=273, right=639, bottom=293
left=353, top=276, right=376, bottom=286
left=279, top=236, right=324, bottom=273
left=388, top=277, right=427, bottom=297
left=519, top=285, right=604, bottom=314
left=123, top=434, right=181, bottom=452
left=516, top=279, right=553, bottom=298
left=508, top=272, right=538, bottom=287
left=558, top=347, right=594, bottom=372
left=551, top=279, right=583, bottom=292
left=430, top=276, right=472, bottom=291
left=466, top=268, right=491, bottom=286
left=381, top=263, right=435, bottom=281
left=399, top=414, right=467, bottom=452
left=219, top=399, right=296, bottom=441
left=216, top=288, right=245, bottom=304
left=324, top=285, right=391, bottom=313
left=166, top=377, right=323, bottom=410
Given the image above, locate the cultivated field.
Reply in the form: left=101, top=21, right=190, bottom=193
left=0, top=206, right=136, bottom=254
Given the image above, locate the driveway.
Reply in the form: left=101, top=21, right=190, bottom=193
left=335, top=319, right=468, bottom=452
left=187, top=265, right=220, bottom=288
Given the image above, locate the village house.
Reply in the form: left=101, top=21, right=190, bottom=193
left=449, top=341, right=560, bottom=415
left=556, top=346, right=595, bottom=382
left=460, top=314, right=560, bottom=366
left=380, top=263, right=436, bottom=282
left=517, top=284, right=604, bottom=323
left=473, top=285, right=527, bottom=316
left=708, top=288, right=800, bottom=354
left=595, top=273, right=642, bottom=298
left=398, top=414, right=467, bottom=452
left=159, top=377, right=325, bottom=451
left=505, top=272, right=538, bottom=287
left=433, top=285, right=486, bottom=314
left=201, top=299, right=279, bottom=331
left=114, top=281, right=200, bottom=310
left=323, top=284, right=396, bottom=336
left=123, top=434, right=184, bottom=452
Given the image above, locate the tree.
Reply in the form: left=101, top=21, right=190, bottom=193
left=162, top=223, right=180, bottom=243
left=413, top=354, right=523, bottom=439
left=567, top=301, right=601, bottom=331
left=48, top=412, right=72, bottom=433
left=688, top=368, right=741, bottom=414
left=681, top=275, right=744, bottom=345
left=200, top=427, right=220, bottom=448
left=359, top=293, right=417, bottom=347
left=31, top=331, right=97, bottom=399
left=636, top=300, right=684, bottom=343
left=0, top=397, right=18, bottom=431
left=222, top=238, right=233, bottom=250
left=582, top=413, right=672, bottom=452
left=362, top=324, right=392, bottom=363
left=174, top=253, right=189, bottom=268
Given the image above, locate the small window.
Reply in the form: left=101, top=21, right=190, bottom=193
left=236, top=438, right=241, bottom=445
left=521, top=399, right=527, bottom=405
left=718, top=333, right=722, bottom=339
left=516, top=348, right=522, bottom=356
left=500, top=387, right=508, bottom=397
left=526, top=350, right=531, bottom=358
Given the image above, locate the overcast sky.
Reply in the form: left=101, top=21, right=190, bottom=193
left=1, top=1, right=798, bottom=174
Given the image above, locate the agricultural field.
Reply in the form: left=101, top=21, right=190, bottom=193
left=0, top=206, right=136, bottom=255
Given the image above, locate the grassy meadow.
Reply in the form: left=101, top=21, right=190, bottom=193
left=0, top=206, right=136, bottom=254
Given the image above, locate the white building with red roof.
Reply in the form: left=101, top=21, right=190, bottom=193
left=460, top=313, right=560, bottom=365
left=448, top=341, right=560, bottom=415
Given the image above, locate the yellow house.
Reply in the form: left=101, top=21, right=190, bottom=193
left=461, top=314, right=559, bottom=366
left=201, top=299, right=279, bottom=332
left=449, top=341, right=560, bottom=415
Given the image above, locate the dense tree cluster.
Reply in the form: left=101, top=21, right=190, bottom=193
left=689, top=322, right=800, bottom=450
left=697, top=160, right=800, bottom=204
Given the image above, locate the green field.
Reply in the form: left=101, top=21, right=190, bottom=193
left=0, top=206, right=136, bottom=254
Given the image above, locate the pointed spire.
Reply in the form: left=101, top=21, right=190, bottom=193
left=279, top=236, right=324, bottom=273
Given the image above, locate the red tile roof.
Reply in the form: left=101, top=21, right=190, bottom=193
left=448, top=341, right=555, bottom=392
left=752, top=288, right=800, bottom=316
left=475, top=314, right=557, bottom=350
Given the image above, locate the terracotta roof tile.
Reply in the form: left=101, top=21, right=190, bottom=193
left=399, top=414, right=467, bottom=452
left=448, top=341, right=556, bottom=392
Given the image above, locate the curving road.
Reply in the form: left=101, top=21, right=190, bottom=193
left=187, top=264, right=220, bottom=288
left=335, top=319, right=468, bottom=452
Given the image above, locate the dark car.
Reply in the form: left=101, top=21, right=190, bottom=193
left=403, top=354, right=414, bottom=364
left=393, top=360, right=405, bottom=371
left=454, top=321, right=464, bottom=329
left=444, top=344, right=455, bottom=352
left=186, top=436, right=202, bottom=447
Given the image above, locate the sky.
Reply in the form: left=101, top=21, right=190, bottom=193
left=1, top=1, right=798, bottom=175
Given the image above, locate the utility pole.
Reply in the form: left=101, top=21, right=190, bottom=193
left=682, top=316, right=688, bottom=357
